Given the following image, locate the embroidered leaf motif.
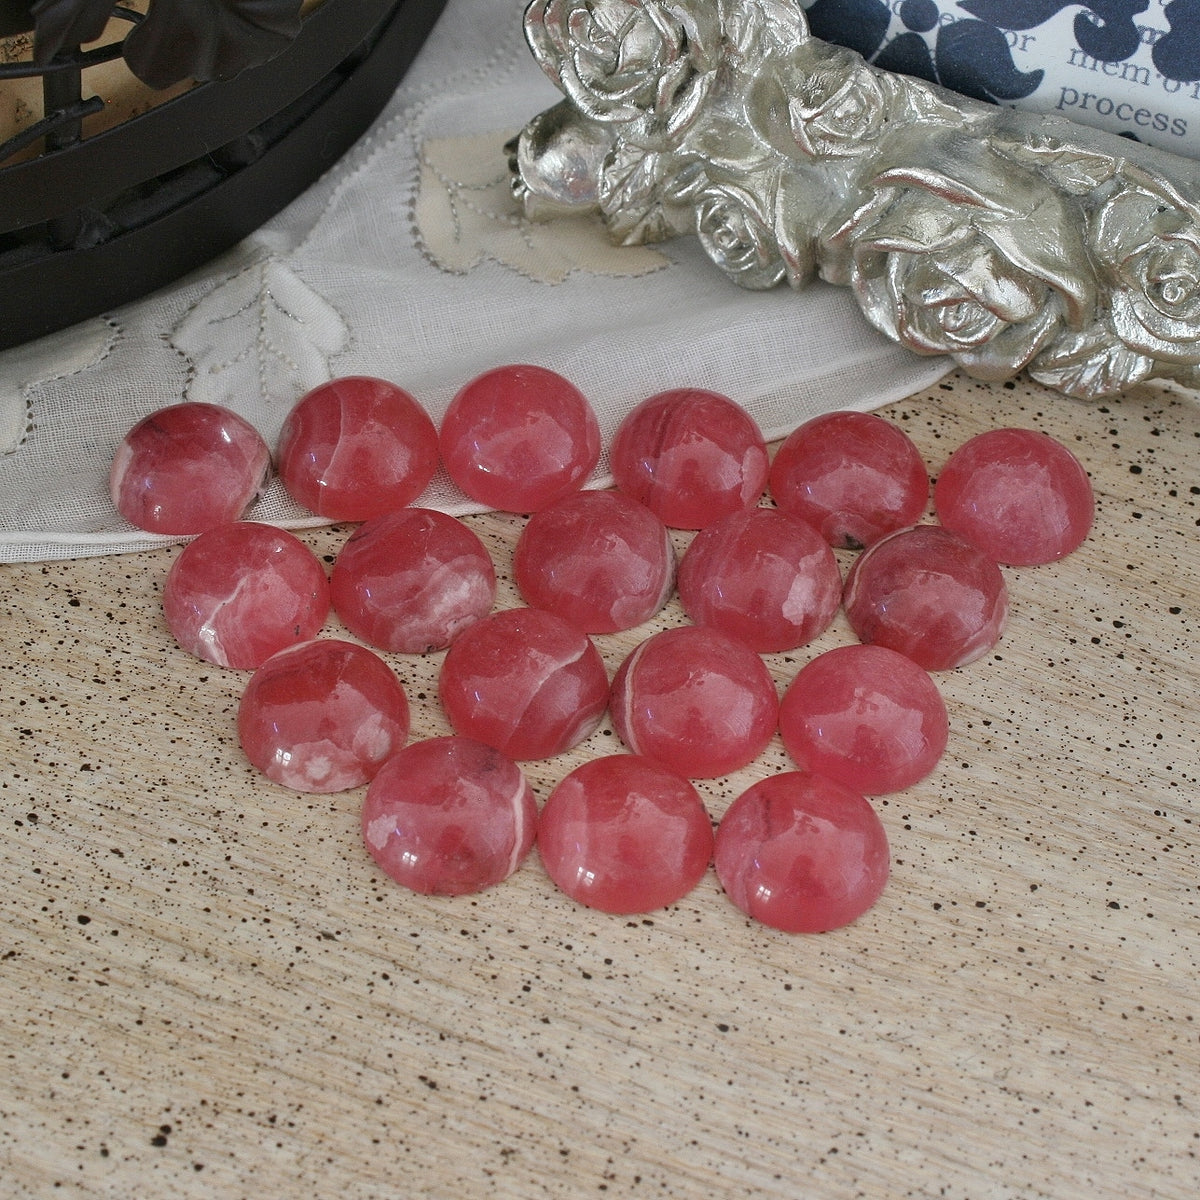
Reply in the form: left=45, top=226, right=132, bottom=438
left=416, top=132, right=668, bottom=283
left=172, top=259, right=348, bottom=416
left=1, top=318, right=116, bottom=455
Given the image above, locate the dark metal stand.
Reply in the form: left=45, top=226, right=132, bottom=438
left=0, top=0, right=448, bottom=350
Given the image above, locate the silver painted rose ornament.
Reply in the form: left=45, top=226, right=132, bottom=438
left=510, top=0, right=1200, bottom=399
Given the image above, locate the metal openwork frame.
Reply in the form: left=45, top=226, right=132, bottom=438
left=0, top=0, right=447, bottom=350
left=510, top=0, right=1200, bottom=400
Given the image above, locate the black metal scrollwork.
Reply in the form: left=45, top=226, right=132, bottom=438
left=0, top=1, right=306, bottom=168
left=2, top=1, right=306, bottom=85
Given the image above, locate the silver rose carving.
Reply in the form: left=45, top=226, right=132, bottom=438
left=511, top=0, right=1200, bottom=399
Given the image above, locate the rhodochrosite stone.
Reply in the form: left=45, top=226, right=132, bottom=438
left=934, top=427, right=1095, bottom=566
left=778, top=644, right=949, bottom=794
left=439, top=364, right=601, bottom=511
left=513, top=489, right=676, bottom=633
left=238, top=639, right=410, bottom=793
left=677, top=506, right=842, bottom=652
left=768, top=410, right=929, bottom=549
left=330, top=508, right=496, bottom=653
left=162, top=522, right=330, bottom=669
left=362, top=736, right=537, bottom=895
left=110, top=402, right=270, bottom=534
left=438, top=608, right=608, bottom=760
left=714, top=772, right=890, bottom=933
left=610, top=625, right=778, bottom=778
left=609, top=388, right=769, bottom=529
left=538, top=755, right=713, bottom=913
left=276, top=376, right=439, bottom=521
left=843, top=525, right=1008, bottom=671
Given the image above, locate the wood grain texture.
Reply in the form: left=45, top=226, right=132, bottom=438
left=1, top=370, right=1197, bottom=1199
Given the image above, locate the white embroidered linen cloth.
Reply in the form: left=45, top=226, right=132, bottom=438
left=0, top=0, right=950, bottom=563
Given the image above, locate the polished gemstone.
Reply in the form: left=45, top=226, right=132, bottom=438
left=778, top=644, right=949, bottom=794
left=276, top=375, right=439, bottom=521
left=109, top=402, right=270, bottom=534
left=609, top=388, right=769, bottom=529
left=538, top=755, right=713, bottom=913
left=934, top=427, right=1094, bottom=565
left=438, top=607, right=609, bottom=760
left=714, top=772, right=890, bottom=933
left=439, top=363, right=601, bottom=512
left=162, top=522, right=330, bottom=669
left=513, top=488, right=676, bottom=633
left=330, top=508, right=496, bottom=653
left=362, top=736, right=537, bottom=895
left=238, top=639, right=410, bottom=793
left=610, top=625, right=779, bottom=778
left=842, top=524, right=1009, bottom=671
left=677, top=506, right=842, bottom=652
left=768, top=410, right=930, bottom=549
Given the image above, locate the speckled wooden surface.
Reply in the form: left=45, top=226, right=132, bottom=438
left=2, top=370, right=1197, bottom=1199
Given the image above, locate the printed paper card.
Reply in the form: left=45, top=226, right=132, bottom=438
left=801, top=0, right=1200, bottom=160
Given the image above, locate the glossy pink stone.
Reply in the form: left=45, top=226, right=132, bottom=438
left=778, top=645, right=949, bottom=794
left=439, top=364, right=601, bottom=512
left=934, top=427, right=1094, bottom=566
left=768, top=410, right=930, bottom=549
left=110, top=402, right=270, bottom=534
left=513, top=489, right=676, bottom=633
left=714, top=772, right=890, bottom=933
left=330, top=508, right=496, bottom=653
left=538, top=755, right=713, bottom=913
left=677, top=506, right=842, bottom=652
left=238, top=639, right=410, bottom=793
left=842, top=525, right=1008, bottom=671
left=162, top=522, right=330, bottom=669
left=276, top=376, right=439, bottom=521
left=610, top=625, right=779, bottom=778
left=363, top=736, right=537, bottom=896
left=609, top=388, right=769, bottom=529
left=438, top=607, right=609, bottom=760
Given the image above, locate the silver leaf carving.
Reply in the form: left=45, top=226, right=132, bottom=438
left=511, top=0, right=1200, bottom=399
